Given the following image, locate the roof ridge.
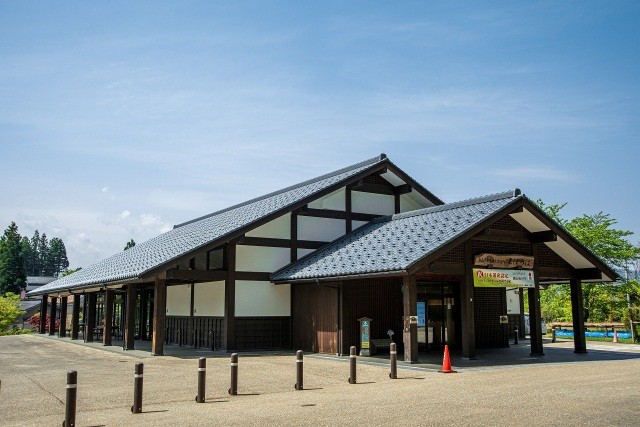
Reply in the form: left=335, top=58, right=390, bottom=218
left=174, top=154, right=387, bottom=228
left=380, top=188, right=521, bottom=222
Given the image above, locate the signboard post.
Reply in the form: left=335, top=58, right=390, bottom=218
left=358, top=317, right=372, bottom=356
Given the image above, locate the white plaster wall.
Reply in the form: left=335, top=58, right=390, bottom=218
left=194, top=281, right=225, bottom=316
left=352, top=220, right=369, bottom=230
left=166, top=284, right=191, bottom=316
left=297, top=216, right=345, bottom=242
left=297, top=248, right=315, bottom=259
left=235, top=281, right=291, bottom=316
left=308, top=188, right=345, bottom=210
left=245, top=213, right=291, bottom=239
left=236, top=245, right=291, bottom=272
left=352, top=191, right=395, bottom=215
left=400, top=193, right=423, bottom=213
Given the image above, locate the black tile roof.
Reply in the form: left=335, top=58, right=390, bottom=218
left=31, top=155, right=389, bottom=295
left=271, top=190, right=522, bottom=282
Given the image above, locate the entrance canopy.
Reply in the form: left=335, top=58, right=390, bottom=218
left=271, top=189, right=617, bottom=284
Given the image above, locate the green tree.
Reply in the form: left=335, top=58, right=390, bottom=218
left=61, top=267, right=81, bottom=277
left=38, top=233, right=50, bottom=275
left=0, top=222, right=27, bottom=295
left=124, top=239, right=136, bottom=250
left=28, top=230, right=40, bottom=276
left=536, top=201, right=640, bottom=323
left=48, top=237, right=69, bottom=277
left=0, top=293, right=25, bottom=332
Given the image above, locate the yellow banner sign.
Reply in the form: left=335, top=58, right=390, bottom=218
left=473, top=268, right=535, bottom=288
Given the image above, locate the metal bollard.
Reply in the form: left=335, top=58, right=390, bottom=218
left=348, top=346, right=357, bottom=384
left=131, top=362, right=143, bottom=414
left=514, top=327, right=519, bottom=345
left=551, top=327, right=556, bottom=343
left=196, top=357, right=206, bottom=403
left=389, top=343, right=397, bottom=379
left=295, top=350, right=304, bottom=390
left=229, top=353, right=238, bottom=395
left=63, top=370, right=77, bottom=427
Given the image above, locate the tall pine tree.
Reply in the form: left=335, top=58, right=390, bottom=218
left=0, top=222, right=27, bottom=294
left=29, top=230, right=40, bottom=276
left=48, top=238, right=69, bottom=277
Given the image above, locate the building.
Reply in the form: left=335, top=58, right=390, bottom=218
left=29, top=154, right=616, bottom=360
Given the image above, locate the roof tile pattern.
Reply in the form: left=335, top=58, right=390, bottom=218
left=271, top=190, right=520, bottom=282
left=33, top=155, right=386, bottom=295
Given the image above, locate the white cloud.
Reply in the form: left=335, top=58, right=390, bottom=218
left=119, top=210, right=131, bottom=219
left=101, top=186, right=109, bottom=192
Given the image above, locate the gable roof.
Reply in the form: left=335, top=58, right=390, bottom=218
left=271, top=190, right=618, bottom=284
left=31, top=154, right=440, bottom=296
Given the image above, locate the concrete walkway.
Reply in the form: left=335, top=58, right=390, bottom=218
left=1, top=334, right=639, bottom=426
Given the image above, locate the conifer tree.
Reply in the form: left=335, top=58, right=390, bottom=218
left=0, top=222, right=27, bottom=294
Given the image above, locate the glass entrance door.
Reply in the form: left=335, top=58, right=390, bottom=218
left=417, top=282, right=456, bottom=349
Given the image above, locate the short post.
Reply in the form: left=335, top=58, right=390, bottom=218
left=514, top=327, right=519, bottom=345
left=229, top=353, right=238, bottom=395
left=612, top=327, right=619, bottom=343
left=389, top=343, right=397, bottom=379
left=131, top=362, right=143, bottom=414
left=295, top=350, right=304, bottom=390
left=196, top=357, right=206, bottom=403
left=551, top=327, right=557, bottom=343
left=348, top=346, right=357, bottom=384
left=63, top=370, right=77, bottom=427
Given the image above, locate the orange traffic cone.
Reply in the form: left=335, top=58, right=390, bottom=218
left=438, top=344, right=457, bottom=373
left=613, top=328, right=619, bottom=343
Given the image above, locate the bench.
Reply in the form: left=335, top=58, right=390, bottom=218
left=370, top=339, right=394, bottom=355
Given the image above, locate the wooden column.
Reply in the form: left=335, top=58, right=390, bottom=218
left=345, top=187, right=352, bottom=233
left=139, top=290, right=147, bottom=340
left=39, top=294, right=48, bottom=334
left=125, top=283, right=137, bottom=350
left=189, top=282, right=195, bottom=346
left=402, top=275, right=418, bottom=363
left=518, top=289, right=526, bottom=339
left=394, top=193, right=401, bottom=214
left=151, top=278, right=167, bottom=355
left=223, top=241, right=237, bottom=351
left=102, top=289, right=114, bottom=346
left=570, top=278, right=587, bottom=353
left=48, top=296, right=57, bottom=336
left=85, top=293, right=97, bottom=342
left=71, top=296, right=80, bottom=340
left=461, top=240, right=476, bottom=359
left=529, top=244, right=544, bottom=356
left=290, top=210, right=298, bottom=262
left=58, top=296, right=68, bottom=337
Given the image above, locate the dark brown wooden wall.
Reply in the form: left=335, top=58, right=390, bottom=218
left=340, top=278, right=403, bottom=355
left=292, top=283, right=338, bottom=354
left=474, top=287, right=509, bottom=348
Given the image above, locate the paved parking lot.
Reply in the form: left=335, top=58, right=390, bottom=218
left=1, top=334, right=639, bottom=426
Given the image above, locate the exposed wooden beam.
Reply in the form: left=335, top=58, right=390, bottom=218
left=394, top=183, right=412, bottom=195
left=350, top=182, right=396, bottom=195
left=237, top=236, right=328, bottom=249
left=421, top=261, right=465, bottom=276
left=235, top=271, right=272, bottom=281
left=162, top=269, right=228, bottom=282
left=530, top=230, right=557, bottom=243
left=538, top=266, right=573, bottom=279
left=471, top=228, right=530, bottom=244
left=575, top=268, right=601, bottom=280
left=297, top=207, right=381, bottom=222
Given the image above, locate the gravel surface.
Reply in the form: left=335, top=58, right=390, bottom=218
left=1, top=334, right=639, bottom=426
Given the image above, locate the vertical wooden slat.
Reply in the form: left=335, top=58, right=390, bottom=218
left=402, top=275, right=418, bottom=362
left=103, top=289, right=114, bottom=346
left=152, top=278, right=167, bottom=355
left=71, top=296, right=80, bottom=339
left=125, top=283, right=136, bottom=350
left=48, top=296, right=57, bottom=336
left=223, top=242, right=236, bottom=351
left=59, top=296, right=68, bottom=337
left=86, top=293, right=97, bottom=342
left=461, top=240, right=476, bottom=359
left=570, top=278, right=587, bottom=353
left=39, top=294, right=48, bottom=334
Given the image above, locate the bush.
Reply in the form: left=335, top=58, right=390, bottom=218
left=0, top=292, right=25, bottom=333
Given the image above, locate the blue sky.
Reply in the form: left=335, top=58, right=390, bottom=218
left=1, top=1, right=639, bottom=269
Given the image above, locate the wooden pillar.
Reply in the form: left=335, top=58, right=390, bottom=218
left=570, top=278, right=587, bottom=353
left=189, top=282, right=195, bottom=346
left=39, top=294, right=48, bottom=334
left=529, top=244, right=544, bottom=356
left=518, top=289, right=526, bottom=339
left=151, top=278, right=167, bottom=355
left=345, top=187, right=352, bottom=233
left=223, top=241, right=236, bottom=351
left=402, top=275, right=418, bottom=363
left=58, top=296, right=68, bottom=337
left=85, top=293, right=97, bottom=342
left=290, top=210, right=298, bottom=262
left=461, top=240, right=476, bottom=359
left=394, top=193, right=401, bottom=214
left=139, top=290, right=147, bottom=340
left=103, top=289, right=114, bottom=346
left=125, top=283, right=137, bottom=350
left=71, top=296, right=80, bottom=340
left=48, top=296, right=57, bottom=336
